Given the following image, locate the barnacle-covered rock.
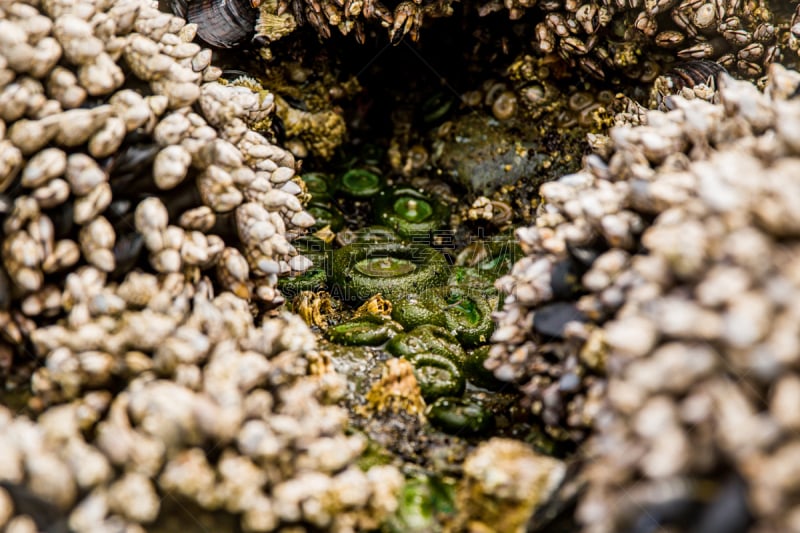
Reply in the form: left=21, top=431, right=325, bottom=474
left=221, top=67, right=355, bottom=161
left=272, top=0, right=454, bottom=44
left=365, top=357, right=427, bottom=418
left=428, top=68, right=609, bottom=198
left=491, top=62, right=800, bottom=532
left=0, top=274, right=401, bottom=531
left=482, top=0, right=799, bottom=83
left=0, top=0, right=411, bottom=529
left=276, top=94, right=347, bottom=159
left=449, top=437, right=566, bottom=533
left=0, top=0, right=315, bottom=333
left=159, top=0, right=799, bottom=93
left=160, top=0, right=455, bottom=64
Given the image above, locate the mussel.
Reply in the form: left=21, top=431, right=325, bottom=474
left=661, top=60, right=728, bottom=92
left=161, top=0, right=259, bottom=48
left=650, top=59, right=729, bottom=110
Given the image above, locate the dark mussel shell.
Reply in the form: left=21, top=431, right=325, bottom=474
left=160, top=0, right=188, bottom=17
left=163, top=0, right=259, bottom=48
left=664, top=60, right=728, bottom=91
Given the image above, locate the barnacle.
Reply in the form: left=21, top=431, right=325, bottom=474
left=217, top=65, right=355, bottom=161
left=364, top=357, right=427, bottom=416
left=353, top=293, right=394, bottom=319
left=160, top=0, right=800, bottom=90
left=275, top=94, right=348, bottom=159
left=276, top=0, right=453, bottom=43
left=255, top=0, right=298, bottom=45
left=293, top=289, right=340, bottom=328
left=452, top=438, right=567, bottom=533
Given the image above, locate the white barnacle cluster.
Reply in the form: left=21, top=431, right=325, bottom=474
left=0, top=0, right=316, bottom=314
left=491, top=62, right=800, bottom=531
left=0, top=0, right=405, bottom=530
left=7, top=274, right=401, bottom=531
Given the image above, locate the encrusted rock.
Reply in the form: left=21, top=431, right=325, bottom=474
left=492, top=62, right=800, bottom=532
left=0, top=0, right=413, bottom=530
left=450, top=437, right=566, bottom=533
left=0, top=0, right=314, bottom=326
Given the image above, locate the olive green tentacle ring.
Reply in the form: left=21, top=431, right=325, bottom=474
left=331, top=242, right=448, bottom=303
left=338, top=168, right=385, bottom=198
left=375, top=187, right=449, bottom=239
